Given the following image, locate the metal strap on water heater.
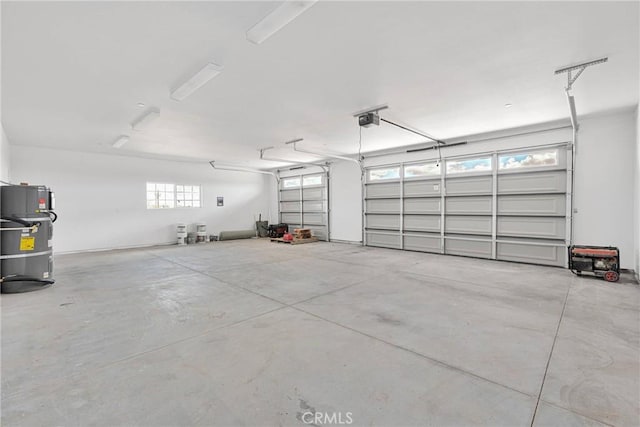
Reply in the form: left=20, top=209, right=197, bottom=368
left=0, top=250, right=53, bottom=260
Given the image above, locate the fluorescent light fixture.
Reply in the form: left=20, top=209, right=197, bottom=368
left=246, top=1, right=318, bottom=45
left=112, top=135, right=129, bottom=149
left=131, top=108, right=160, bottom=131
left=171, top=63, right=223, bottom=101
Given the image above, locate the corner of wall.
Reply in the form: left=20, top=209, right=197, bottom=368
left=1, top=123, right=11, bottom=183
left=635, top=104, right=640, bottom=281
left=572, top=109, right=637, bottom=270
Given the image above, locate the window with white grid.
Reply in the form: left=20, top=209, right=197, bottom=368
left=176, top=185, right=201, bottom=208
left=146, top=183, right=201, bottom=209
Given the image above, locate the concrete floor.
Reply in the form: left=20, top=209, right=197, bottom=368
left=2, top=239, right=639, bottom=426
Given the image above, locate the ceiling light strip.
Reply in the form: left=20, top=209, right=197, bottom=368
left=111, top=135, right=129, bottom=149
left=171, top=63, right=223, bottom=101
left=131, top=108, right=160, bottom=131
left=246, top=1, right=318, bottom=44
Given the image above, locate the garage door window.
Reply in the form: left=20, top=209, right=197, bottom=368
left=368, top=167, right=400, bottom=181
left=283, top=177, right=301, bottom=188
left=303, top=175, right=323, bottom=186
left=446, top=157, right=492, bottom=174
left=404, top=162, right=440, bottom=178
left=498, top=149, right=558, bottom=170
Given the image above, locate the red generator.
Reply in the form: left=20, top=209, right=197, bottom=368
left=568, top=245, right=620, bottom=282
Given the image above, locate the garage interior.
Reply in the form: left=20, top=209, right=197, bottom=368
left=1, top=1, right=639, bottom=426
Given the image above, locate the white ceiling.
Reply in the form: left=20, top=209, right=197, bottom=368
left=2, top=1, right=638, bottom=168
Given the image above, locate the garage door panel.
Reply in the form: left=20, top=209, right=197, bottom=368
left=280, top=189, right=300, bottom=201
left=497, top=241, right=566, bottom=267
left=498, top=194, right=565, bottom=216
left=366, top=199, right=400, bottom=214
left=366, top=232, right=401, bottom=249
left=404, top=198, right=441, bottom=214
left=366, top=182, right=401, bottom=198
left=498, top=171, right=566, bottom=194
left=445, top=176, right=492, bottom=195
left=445, top=216, right=492, bottom=235
left=404, top=234, right=441, bottom=253
left=279, top=172, right=328, bottom=241
left=363, top=144, right=570, bottom=267
left=280, top=201, right=301, bottom=212
left=404, top=180, right=441, bottom=197
left=497, top=217, right=565, bottom=239
left=367, top=214, right=400, bottom=230
left=303, top=187, right=326, bottom=200
left=281, top=213, right=301, bottom=224
left=445, top=196, right=492, bottom=214
left=445, top=238, right=492, bottom=258
left=403, top=215, right=441, bottom=232
left=303, top=213, right=326, bottom=226
left=303, top=200, right=326, bottom=212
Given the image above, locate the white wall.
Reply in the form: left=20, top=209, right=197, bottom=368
left=573, top=108, right=637, bottom=270
left=10, top=146, right=272, bottom=253
left=329, top=160, right=362, bottom=243
left=1, top=124, right=11, bottom=183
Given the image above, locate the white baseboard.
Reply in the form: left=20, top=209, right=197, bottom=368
left=56, top=241, right=177, bottom=255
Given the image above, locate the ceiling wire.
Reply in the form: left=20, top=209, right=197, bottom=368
left=358, top=125, right=365, bottom=177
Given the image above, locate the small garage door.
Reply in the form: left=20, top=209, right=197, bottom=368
left=279, top=173, right=329, bottom=240
left=364, top=145, right=570, bottom=267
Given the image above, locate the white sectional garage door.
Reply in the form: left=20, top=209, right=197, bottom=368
left=364, top=145, right=570, bottom=267
left=279, top=173, right=329, bottom=240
